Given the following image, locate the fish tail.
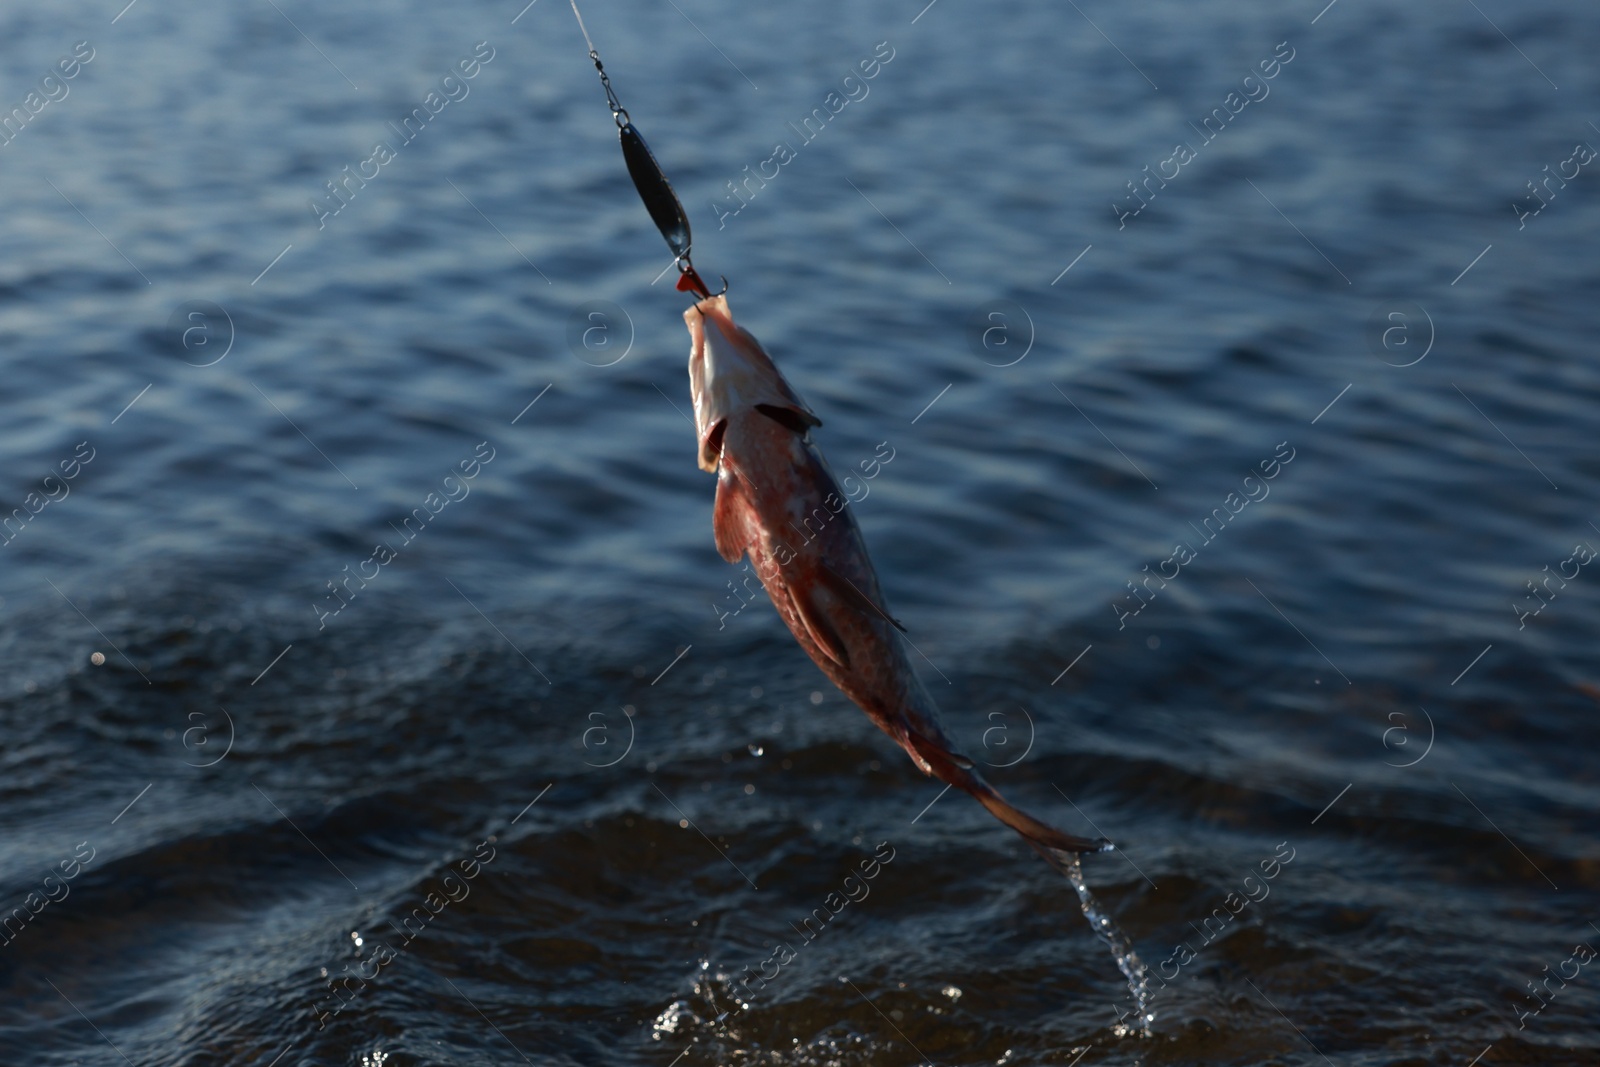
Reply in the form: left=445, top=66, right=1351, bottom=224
left=904, top=729, right=1113, bottom=855
left=974, top=782, right=1114, bottom=855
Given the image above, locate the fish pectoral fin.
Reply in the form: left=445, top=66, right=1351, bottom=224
left=754, top=403, right=821, bottom=434
left=789, top=582, right=851, bottom=669
left=817, top=561, right=907, bottom=633
left=711, top=470, right=752, bottom=564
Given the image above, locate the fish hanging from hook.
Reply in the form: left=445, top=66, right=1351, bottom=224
left=564, top=1, right=1152, bottom=1035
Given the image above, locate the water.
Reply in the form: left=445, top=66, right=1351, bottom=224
left=1059, top=850, right=1152, bottom=1038
left=1, top=0, right=1598, bottom=1064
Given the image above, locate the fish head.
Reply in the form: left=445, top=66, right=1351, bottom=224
left=684, top=293, right=820, bottom=473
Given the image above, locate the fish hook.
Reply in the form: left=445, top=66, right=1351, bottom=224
left=676, top=261, right=724, bottom=301
left=675, top=266, right=728, bottom=303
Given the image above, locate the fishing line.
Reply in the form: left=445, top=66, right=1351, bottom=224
left=569, top=0, right=715, bottom=299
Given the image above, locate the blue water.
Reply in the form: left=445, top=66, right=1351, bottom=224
left=0, top=0, right=1597, bottom=1064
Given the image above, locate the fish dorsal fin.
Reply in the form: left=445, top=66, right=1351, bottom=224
left=816, top=560, right=906, bottom=633
left=754, top=404, right=817, bottom=435
left=711, top=468, right=751, bottom=563
left=788, top=582, right=851, bottom=669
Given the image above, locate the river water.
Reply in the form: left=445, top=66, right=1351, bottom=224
left=0, top=0, right=1596, bottom=1064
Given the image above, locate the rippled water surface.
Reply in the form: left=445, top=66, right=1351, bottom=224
left=1, top=1, right=1597, bottom=1064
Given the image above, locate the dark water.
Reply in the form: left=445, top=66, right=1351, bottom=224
left=1, top=0, right=1597, bottom=1064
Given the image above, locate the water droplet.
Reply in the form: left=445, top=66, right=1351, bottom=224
left=809, top=691, right=824, bottom=704
left=90, top=652, right=105, bottom=666
left=1062, top=853, right=1152, bottom=1037
left=748, top=743, right=763, bottom=756
left=679, top=819, right=689, bottom=828
left=743, top=784, right=755, bottom=795
left=942, top=985, right=962, bottom=1000
left=750, top=686, right=763, bottom=698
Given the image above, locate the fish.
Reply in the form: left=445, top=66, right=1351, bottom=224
left=685, top=292, right=1112, bottom=861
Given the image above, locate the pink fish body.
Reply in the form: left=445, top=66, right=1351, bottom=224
left=686, top=294, right=1109, bottom=857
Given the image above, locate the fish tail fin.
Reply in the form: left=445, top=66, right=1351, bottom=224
left=903, top=729, right=1113, bottom=855
left=973, top=782, right=1115, bottom=855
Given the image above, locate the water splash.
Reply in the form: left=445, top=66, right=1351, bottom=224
left=1053, top=848, right=1153, bottom=1037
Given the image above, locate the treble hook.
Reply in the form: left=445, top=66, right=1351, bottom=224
left=676, top=261, right=724, bottom=300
